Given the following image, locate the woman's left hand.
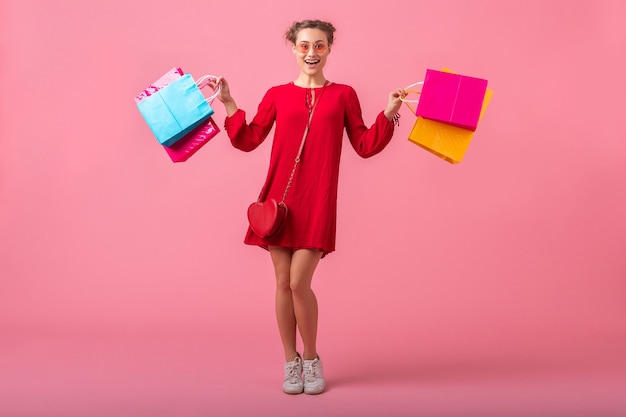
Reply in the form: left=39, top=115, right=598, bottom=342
left=384, top=88, right=406, bottom=121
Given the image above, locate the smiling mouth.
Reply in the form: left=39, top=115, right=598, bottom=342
left=305, top=59, right=320, bottom=65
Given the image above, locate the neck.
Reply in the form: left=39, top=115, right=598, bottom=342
left=294, top=73, right=327, bottom=88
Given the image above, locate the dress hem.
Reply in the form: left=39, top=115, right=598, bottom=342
left=243, top=241, right=333, bottom=258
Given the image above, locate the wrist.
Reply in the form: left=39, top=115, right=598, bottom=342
left=224, top=100, right=238, bottom=117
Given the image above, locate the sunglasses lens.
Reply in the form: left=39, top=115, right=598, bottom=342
left=296, top=43, right=327, bottom=54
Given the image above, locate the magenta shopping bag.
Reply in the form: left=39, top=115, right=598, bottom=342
left=163, top=117, right=220, bottom=162
left=415, top=69, right=488, bottom=131
left=134, top=68, right=220, bottom=162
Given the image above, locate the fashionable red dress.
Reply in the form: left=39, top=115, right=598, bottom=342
left=225, top=82, right=395, bottom=257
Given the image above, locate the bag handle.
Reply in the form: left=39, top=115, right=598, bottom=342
left=399, top=81, right=423, bottom=114
left=195, top=74, right=222, bottom=104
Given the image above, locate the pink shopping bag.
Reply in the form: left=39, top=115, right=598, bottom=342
left=163, top=117, right=220, bottom=162
left=134, top=67, right=185, bottom=103
left=415, top=69, right=487, bottom=131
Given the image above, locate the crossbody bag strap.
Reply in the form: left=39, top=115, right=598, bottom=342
left=279, top=81, right=330, bottom=205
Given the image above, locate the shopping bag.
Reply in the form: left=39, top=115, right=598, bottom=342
left=136, top=73, right=215, bottom=147
left=403, top=68, right=493, bottom=164
left=408, top=84, right=493, bottom=164
left=164, top=117, right=220, bottom=162
left=134, top=67, right=184, bottom=103
left=134, top=69, right=221, bottom=162
left=415, top=69, right=488, bottom=131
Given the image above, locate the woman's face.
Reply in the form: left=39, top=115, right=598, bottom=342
left=292, top=28, right=331, bottom=76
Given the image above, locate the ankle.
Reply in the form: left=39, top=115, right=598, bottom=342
left=302, top=352, right=318, bottom=361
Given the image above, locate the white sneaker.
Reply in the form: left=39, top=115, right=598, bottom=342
left=303, top=356, right=326, bottom=394
left=282, top=355, right=304, bottom=394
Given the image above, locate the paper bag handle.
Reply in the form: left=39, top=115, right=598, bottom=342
left=400, top=81, right=423, bottom=114
left=195, top=74, right=222, bottom=104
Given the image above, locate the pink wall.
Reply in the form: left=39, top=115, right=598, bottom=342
left=1, top=0, right=625, bottom=367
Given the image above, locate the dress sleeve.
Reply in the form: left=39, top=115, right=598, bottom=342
left=224, top=88, right=277, bottom=152
left=344, top=86, right=395, bottom=158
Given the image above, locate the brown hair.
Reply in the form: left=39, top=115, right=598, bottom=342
left=285, top=20, right=336, bottom=45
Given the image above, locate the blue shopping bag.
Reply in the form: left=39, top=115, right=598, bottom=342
left=136, top=73, right=215, bottom=147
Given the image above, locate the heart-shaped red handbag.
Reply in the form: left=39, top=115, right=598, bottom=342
left=247, top=198, right=288, bottom=238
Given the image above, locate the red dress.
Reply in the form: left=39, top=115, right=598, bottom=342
left=225, top=82, right=395, bottom=257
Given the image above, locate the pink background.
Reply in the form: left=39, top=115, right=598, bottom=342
left=1, top=0, right=625, bottom=416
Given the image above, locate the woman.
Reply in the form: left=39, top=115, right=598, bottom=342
left=209, top=19, right=404, bottom=395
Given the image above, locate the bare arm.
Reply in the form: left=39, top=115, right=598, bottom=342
left=208, top=76, right=238, bottom=117
left=383, top=88, right=406, bottom=121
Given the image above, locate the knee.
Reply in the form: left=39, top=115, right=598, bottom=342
left=289, top=278, right=311, bottom=295
left=276, top=273, right=291, bottom=292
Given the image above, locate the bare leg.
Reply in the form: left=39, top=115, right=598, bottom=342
left=269, top=246, right=298, bottom=361
left=289, top=249, right=323, bottom=360
left=269, top=247, right=323, bottom=362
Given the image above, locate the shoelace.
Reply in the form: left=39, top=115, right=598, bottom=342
left=286, top=361, right=302, bottom=383
left=304, top=360, right=320, bottom=382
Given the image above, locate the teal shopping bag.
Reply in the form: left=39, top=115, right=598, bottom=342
left=136, top=73, right=214, bottom=147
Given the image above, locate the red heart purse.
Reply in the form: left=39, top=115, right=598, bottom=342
left=247, top=199, right=288, bottom=238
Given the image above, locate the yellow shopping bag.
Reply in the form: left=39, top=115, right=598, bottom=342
left=403, top=68, right=493, bottom=164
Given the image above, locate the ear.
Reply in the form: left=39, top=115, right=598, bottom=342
left=292, top=44, right=297, bottom=54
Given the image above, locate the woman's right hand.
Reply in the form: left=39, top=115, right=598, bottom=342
left=208, top=76, right=238, bottom=117
left=207, top=76, right=230, bottom=103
